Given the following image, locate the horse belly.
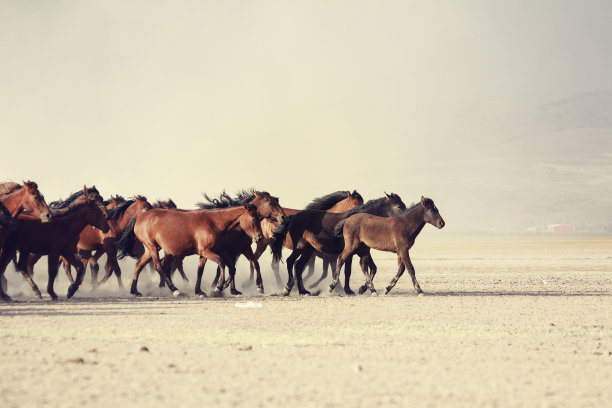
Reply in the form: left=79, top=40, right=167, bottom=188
left=360, top=224, right=396, bottom=253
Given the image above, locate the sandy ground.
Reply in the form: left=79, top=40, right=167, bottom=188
left=1, top=234, right=611, bottom=407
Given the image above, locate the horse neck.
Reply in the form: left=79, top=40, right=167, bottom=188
left=0, top=188, right=26, bottom=217
left=214, top=207, right=248, bottom=233
left=55, top=206, right=95, bottom=235
left=399, top=206, right=426, bottom=239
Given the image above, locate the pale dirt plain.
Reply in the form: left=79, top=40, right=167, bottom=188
left=1, top=234, right=611, bottom=408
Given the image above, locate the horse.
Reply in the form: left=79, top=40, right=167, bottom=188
left=0, top=181, right=52, bottom=224
left=270, top=193, right=407, bottom=296
left=75, top=196, right=153, bottom=289
left=333, top=197, right=445, bottom=295
left=23, top=186, right=106, bottom=283
left=0, top=187, right=110, bottom=301
left=117, top=191, right=285, bottom=297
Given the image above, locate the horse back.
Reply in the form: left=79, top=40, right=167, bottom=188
left=344, top=213, right=398, bottom=253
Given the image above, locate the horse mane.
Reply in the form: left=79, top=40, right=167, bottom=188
left=106, top=199, right=135, bottom=220
left=196, top=188, right=269, bottom=209
left=304, top=191, right=353, bottom=211
left=49, top=186, right=102, bottom=209
left=103, top=195, right=126, bottom=206
left=153, top=199, right=177, bottom=209
left=351, top=190, right=364, bottom=203
left=51, top=202, right=89, bottom=218
left=340, top=196, right=389, bottom=218
left=0, top=182, right=22, bottom=196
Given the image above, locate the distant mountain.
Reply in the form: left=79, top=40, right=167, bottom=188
left=441, top=92, right=612, bottom=232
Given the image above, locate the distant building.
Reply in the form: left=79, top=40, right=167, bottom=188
left=547, top=224, right=575, bottom=233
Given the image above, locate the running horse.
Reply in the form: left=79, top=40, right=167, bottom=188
left=0, top=181, right=52, bottom=223
left=0, top=187, right=109, bottom=301
left=333, top=197, right=445, bottom=295
left=117, top=191, right=285, bottom=297
left=270, top=193, right=407, bottom=296
left=76, top=196, right=153, bottom=289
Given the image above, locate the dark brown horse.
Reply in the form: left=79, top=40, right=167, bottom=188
left=118, top=191, right=284, bottom=296
left=24, top=186, right=106, bottom=284
left=0, top=187, right=110, bottom=301
left=334, top=197, right=445, bottom=295
left=0, top=203, right=17, bottom=232
left=270, top=193, right=407, bottom=296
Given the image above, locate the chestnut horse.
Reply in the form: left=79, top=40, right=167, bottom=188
left=333, top=197, right=445, bottom=295
left=0, top=181, right=52, bottom=222
left=76, top=196, right=153, bottom=289
left=270, top=193, right=407, bottom=296
left=117, top=191, right=285, bottom=296
left=0, top=188, right=109, bottom=301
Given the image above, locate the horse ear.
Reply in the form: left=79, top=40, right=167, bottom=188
left=421, top=196, right=426, bottom=206
left=385, top=192, right=391, bottom=199
left=254, top=192, right=262, bottom=199
left=346, top=191, right=351, bottom=197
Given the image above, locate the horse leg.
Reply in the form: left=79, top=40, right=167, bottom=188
left=283, top=249, right=301, bottom=296
left=46, top=255, right=60, bottom=301
left=310, top=254, right=332, bottom=289
left=131, top=251, right=153, bottom=296
left=89, top=249, right=104, bottom=286
left=152, top=252, right=180, bottom=296
left=227, top=263, right=241, bottom=296
left=0, top=244, right=19, bottom=301
left=294, top=246, right=315, bottom=295
left=199, top=249, right=226, bottom=296
left=194, top=256, right=207, bottom=297
left=302, top=255, right=316, bottom=283
left=61, top=256, right=75, bottom=284
left=211, top=266, right=220, bottom=289
left=271, top=258, right=283, bottom=287
left=66, top=253, right=86, bottom=299
left=175, top=257, right=188, bottom=285
left=386, top=252, right=422, bottom=295
left=241, top=247, right=264, bottom=294
left=16, top=251, right=42, bottom=298
left=27, top=253, right=42, bottom=277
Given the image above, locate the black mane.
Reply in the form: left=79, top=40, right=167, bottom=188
left=106, top=199, right=135, bottom=220
left=0, top=201, right=11, bottom=218
left=197, top=189, right=271, bottom=209
left=49, top=186, right=102, bottom=209
left=304, top=191, right=352, bottom=211
left=341, top=193, right=404, bottom=218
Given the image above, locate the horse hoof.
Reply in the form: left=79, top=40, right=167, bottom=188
left=231, top=290, right=242, bottom=296
left=213, top=289, right=223, bottom=297
left=418, top=292, right=426, bottom=297
left=328, top=285, right=335, bottom=293
left=358, top=286, right=367, bottom=295
left=345, top=289, right=355, bottom=296
left=384, top=288, right=390, bottom=295
left=371, top=291, right=378, bottom=297
left=257, top=287, right=264, bottom=294
left=299, top=290, right=311, bottom=296
left=198, top=293, right=207, bottom=299
left=131, top=291, right=142, bottom=297
left=67, top=285, right=78, bottom=299
left=1, top=295, right=13, bottom=302
left=172, top=290, right=181, bottom=297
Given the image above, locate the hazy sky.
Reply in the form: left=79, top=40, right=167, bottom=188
left=1, top=0, right=611, bottom=231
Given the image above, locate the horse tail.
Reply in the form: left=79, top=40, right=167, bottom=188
left=334, top=218, right=348, bottom=238
left=116, top=217, right=137, bottom=259
left=270, top=215, right=293, bottom=262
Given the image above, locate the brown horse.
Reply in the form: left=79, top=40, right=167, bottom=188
left=270, top=193, right=407, bottom=296
left=0, top=187, right=109, bottom=301
left=118, top=204, right=264, bottom=296
left=0, top=181, right=52, bottom=222
left=76, top=196, right=153, bottom=289
left=333, top=197, right=445, bottom=295
left=0, top=203, right=17, bottom=232
left=118, top=191, right=284, bottom=296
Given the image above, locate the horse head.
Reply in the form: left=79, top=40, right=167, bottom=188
left=22, top=180, right=52, bottom=222
left=420, top=196, right=445, bottom=229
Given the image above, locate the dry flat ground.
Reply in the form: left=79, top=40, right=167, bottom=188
left=1, top=235, right=611, bottom=408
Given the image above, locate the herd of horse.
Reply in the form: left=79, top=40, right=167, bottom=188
left=0, top=181, right=445, bottom=301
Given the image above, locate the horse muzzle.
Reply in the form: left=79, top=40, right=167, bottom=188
left=41, top=211, right=52, bottom=223
left=437, top=219, right=445, bottom=229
